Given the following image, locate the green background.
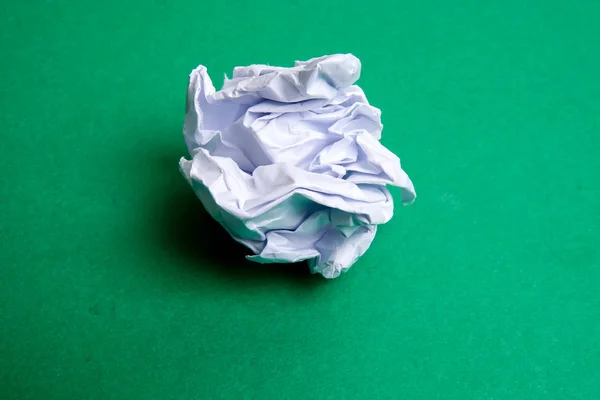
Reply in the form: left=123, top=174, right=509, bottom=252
left=1, top=0, right=599, bottom=398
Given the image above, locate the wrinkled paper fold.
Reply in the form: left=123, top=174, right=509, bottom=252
left=180, top=54, right=415, bottom=278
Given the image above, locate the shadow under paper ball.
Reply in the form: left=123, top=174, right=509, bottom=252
left=160, top=183, right=316, bottom=282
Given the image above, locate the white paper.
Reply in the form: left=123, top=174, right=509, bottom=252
left=179, top=54, right=415, bottom=278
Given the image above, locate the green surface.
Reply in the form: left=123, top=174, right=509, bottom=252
left=1, top=0, right=599, bottom=398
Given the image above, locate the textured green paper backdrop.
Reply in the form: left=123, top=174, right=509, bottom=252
left=1, top=1, right=599, bottom=399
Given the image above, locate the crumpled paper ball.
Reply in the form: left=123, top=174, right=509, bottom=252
left=179, top=54, right=415, bottom=278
